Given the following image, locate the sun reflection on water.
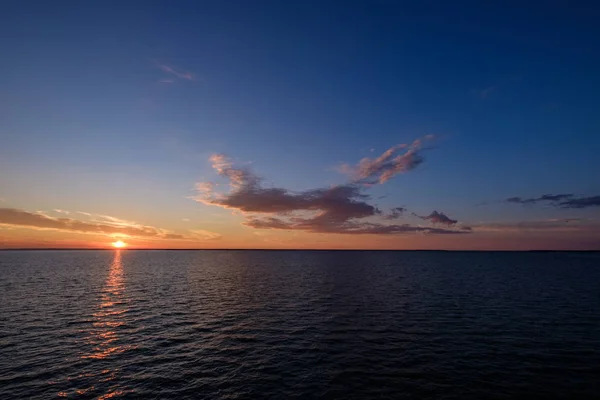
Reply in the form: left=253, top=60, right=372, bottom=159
left=68, top=250, right=135, bottom=397
left=84, top=250, right=128, bottom=360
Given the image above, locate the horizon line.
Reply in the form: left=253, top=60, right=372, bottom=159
left=1, top=248, right=598, bottom=252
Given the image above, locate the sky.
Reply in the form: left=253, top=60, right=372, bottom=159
left=1, top=0, right=599, bottom=250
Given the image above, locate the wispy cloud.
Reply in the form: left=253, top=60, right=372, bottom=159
left=338, top=135, right=433, bottom=184
left=505, top=193, right=600, bottom=209
left=194, top=143, right=468, bottom=236
left=53, top=209, right=70, bottom=214
left=473, top=76, right=520, bottom=99
left=385, top=207, right=406, bottom=220
left=0, top=208, right=218, bottom=241
left=189, top=229, right=222, bottom=240
left=474, top=84, right=499, bottom=99
left=470, top=218, right=593, bottom=233
left=243, top=216, right=466, bottom=235
left=158, top=64, right=195, bottom=81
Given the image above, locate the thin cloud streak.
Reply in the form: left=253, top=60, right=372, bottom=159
left=470, top=218, right=595, bottom=233
left=338, top=135, right=433, bottom=184
left=505, top=193, right=600, bottom=209
left=189, top=229, right=222, bottom=240
left=0, top=208, right=217, bottom=241
left=158, top=64, right=195, bottom=81
left=473, top=76, right=520, bottom=99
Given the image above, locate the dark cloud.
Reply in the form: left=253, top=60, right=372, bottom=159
left=539, top=194, right=574, bottom=202
left=505, top=193, right=600, bottom=209
left=471, top=218, right=593, bottom=232
left=198, top=164, right=380, bottom=220
left=506, top=194, right=574, bottom=205
left=385, top=207, right=407, bottom=220
left=196, top=152, right=468, bottom=236
left=244, top=217, right=467, bottom=235
left=559, top=196, right=600, bottom=209
left=0, top=208, right=207, bottom=240
left=413, top=210, right=458, bottom=226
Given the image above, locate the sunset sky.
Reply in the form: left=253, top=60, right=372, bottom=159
left=1, top=1, right=599, bottom=250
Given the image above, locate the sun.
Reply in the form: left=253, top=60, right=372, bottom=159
left=112, top=240, right=127, bottom=248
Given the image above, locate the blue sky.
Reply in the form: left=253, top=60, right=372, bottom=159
left=1, top=1, right=599, bottom=249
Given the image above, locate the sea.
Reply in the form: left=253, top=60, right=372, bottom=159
left=1, top=250, right=599, bottom=399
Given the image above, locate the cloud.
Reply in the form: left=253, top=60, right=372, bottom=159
left=53, top=209, right=70, bottom=214
left=505, top=193, right=574, bottom=205
left=560, top=196, right=600, bottom=209
left=189, top=229, right=222, bottom=240
left=471, top=218, right=593, bottom=233
left=385, top=207, right=406, bottom=220
left=473, top=76, right=520, bottom=99
left=505, top=193, right=600, bottom=209
left=413, top=210, right=458, bottom=226
left=474, top=84, right=499, bottom=99
left=243, top=217, right=466, bottom=235
left=338, top=136, right=433, bottom=184
left=194, top=148, right=468, bottom=236
left=158, top=64, right=195, bottom=81
left=158, top=78, right=174, bottom=84
left=0, top=208, right=217, bottom=241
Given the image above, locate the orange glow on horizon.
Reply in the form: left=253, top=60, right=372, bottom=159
left=111, top=240, right=127, bottom=248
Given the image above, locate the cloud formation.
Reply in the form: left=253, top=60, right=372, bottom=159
left=189, top=229, right=222, bottom=240
left=195, top=146, right=468, bottom=236
left=0, top=208, right=217, bottom=241
left=243, top=217, right=466, bottom=235
left=158, top=64, right=195, bottom=81
left=413, top=210, right=458, bottom=226
left=385, top=207, right=406, bottom=220
left=560, top=196, right=600, bottom=209
left=470, top=218, right=594, bottom=233
left=505, top=194, right=600, bottom=209
left=338, top=136, right=433, bottom=184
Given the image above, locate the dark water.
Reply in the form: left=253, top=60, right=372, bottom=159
left=1, top=250, right=599, bottom=399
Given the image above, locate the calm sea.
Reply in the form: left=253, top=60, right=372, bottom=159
left=1, top=250, right=599, bottom=399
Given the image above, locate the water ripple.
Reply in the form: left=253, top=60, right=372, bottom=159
left=1, top=250, right=600, bottom=399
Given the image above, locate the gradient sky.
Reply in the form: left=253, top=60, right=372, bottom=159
left=1, top=1, right=599, bottom=249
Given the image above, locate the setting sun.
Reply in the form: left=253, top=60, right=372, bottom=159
left=112, top=240, right=127, bottom=248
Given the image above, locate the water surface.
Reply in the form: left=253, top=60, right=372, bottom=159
left=1, top=250, right=599, bottom=399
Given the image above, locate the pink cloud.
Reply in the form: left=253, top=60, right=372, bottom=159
left=194, top=150, right=468, bottom=236
left=338, top=136, right=433, bottom=184
left=158, top=64, right=195, bottom=81
left=0, top=208, right=217, bottom=241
